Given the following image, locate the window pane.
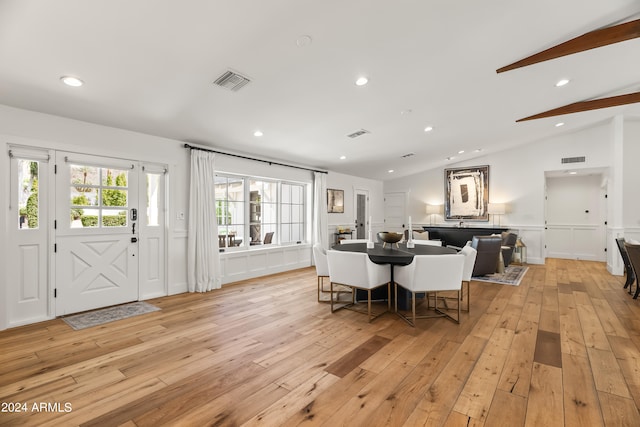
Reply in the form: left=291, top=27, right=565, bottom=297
left=216, top=201, right=229, bottom=225
left=228, top=201, right=244, bottom=224
left=73, top=208, right=99, bottom=228
left=228, top=178, right=244, bottom=201
left=103, top=210, right=127, bottom=227
left=263, top=182, right=277, bottom=203
left=281, top=224, right=290, bottom=243
left=282, top=205, right=291, bottom=223
left=263, top=203, right=277, bottom=224
left=291, top=185, right=302, bottom=204
left=292, top=205, right=301, bottom=223
left=281, top=184, right=291, bottom=203
left=147, top=173, right=160, bottom=226
left=102, top=168, right=128, bottom=187
left=18, top=160, right=39, bottom=230
left=291, top=225, right=302, bottom=242
left=102, top=189, right=128, bottom=207
left=70, top=165, right=99, bottom=186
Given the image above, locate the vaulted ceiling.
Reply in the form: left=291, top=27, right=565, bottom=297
left=0, top=0, right=638, bottom=180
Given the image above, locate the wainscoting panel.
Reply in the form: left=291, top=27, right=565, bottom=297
left=221, top=244, right=312, bottom=285
left=546, top=224, right=605, bottom=261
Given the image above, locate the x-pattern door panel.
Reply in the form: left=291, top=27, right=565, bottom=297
left=56, top=235, right=138, bottom=315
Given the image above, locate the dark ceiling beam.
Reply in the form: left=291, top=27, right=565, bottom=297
left=497, top=19, right=640, bottom=73
left=516, top=91, right=640, bottom=122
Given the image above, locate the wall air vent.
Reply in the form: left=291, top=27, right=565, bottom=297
left=213, top=70, right=251, bottom=92
left=401, top=152, right=415, bottom=159
left=561, top=156, right=586, bottom=164
left=347, top=129, right=370, bottom=138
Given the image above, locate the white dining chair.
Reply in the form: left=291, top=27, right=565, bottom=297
left=394, top=253, right=465, bottom=326
left=412, top=239, right=442, bottom=246
left=459, top=244, right=478, bottom=312
left=327, top=250, right=391, bottom=322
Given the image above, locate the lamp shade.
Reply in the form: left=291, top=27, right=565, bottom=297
left=487, top=203, right=506, bottom=215
left=426, top=204, right=441, bottom=214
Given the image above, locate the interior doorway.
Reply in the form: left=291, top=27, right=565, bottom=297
left=545, top=169, right=607, bottom=261
left=354, top=189, right=369, bottom=239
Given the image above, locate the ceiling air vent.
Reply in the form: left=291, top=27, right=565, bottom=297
left=401, top=152, right=415, bottom=159
left=561, top=156, right=586, bottom=164
left=347, top=129, right=370, bottom=139
left=213, top=70, right=251, bottom=92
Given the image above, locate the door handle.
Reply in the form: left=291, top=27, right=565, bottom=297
left=131, top=237, right=138, bottom=243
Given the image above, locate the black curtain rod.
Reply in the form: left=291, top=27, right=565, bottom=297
left=184, top=143, right=328, bottom=174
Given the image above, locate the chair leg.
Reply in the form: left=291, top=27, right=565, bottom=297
left=330, top=281, right=334, bottom=312
left=368, top=289, right=372, bottom=323
left=412, top=291, right=416, bottom=326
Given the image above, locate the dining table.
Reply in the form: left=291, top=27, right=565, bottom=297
left=330, top=242, right=457, bottom=310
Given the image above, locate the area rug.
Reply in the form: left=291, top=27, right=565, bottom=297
left=62, top=301, right=160, bottom=330
left=472, top=265, right=529, bottom=286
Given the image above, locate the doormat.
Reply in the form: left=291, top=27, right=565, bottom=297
left=472, top=265, right=529, bottom=286
left=62, top=301, right=160, bottom=330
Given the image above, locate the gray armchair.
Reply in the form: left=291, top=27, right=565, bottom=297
left=471, top=235, right=502, bottom=276
left=501, top=232, right=518, bottom=267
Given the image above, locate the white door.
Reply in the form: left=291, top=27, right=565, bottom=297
left=384, top=192, right=407, bottom=233
left=354, top=189, right=369, bottom=239
left=139, top=164, right=166, bottom=299
left=7, top=147, right=52, bottom=326
left=55, top=152, right=139, bottom=315
left=545, top=173, right=606, bottom=261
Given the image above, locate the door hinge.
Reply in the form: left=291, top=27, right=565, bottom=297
left=604, top=248, right=607, bottom=252
left=604, top=221, right=607, bottom=225
left=54, top=164, right=57, bottom=174
left=54, top=243, right=57, bottom=253
left=54, top=220, right=57, bottom=229
left=54, top=289, right=57, bottom=298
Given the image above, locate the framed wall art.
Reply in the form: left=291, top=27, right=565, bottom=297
left=327, top=188, right=344, bottom=213
left=444, top=165, right=489, bottom=221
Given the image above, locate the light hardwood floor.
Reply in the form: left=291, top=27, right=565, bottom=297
left=1, top=259, right=640, bottom=426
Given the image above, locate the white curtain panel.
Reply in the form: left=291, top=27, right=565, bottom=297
left=187, top=150, right=222, bottom=292
left=313, top=171, right=329, bottom=251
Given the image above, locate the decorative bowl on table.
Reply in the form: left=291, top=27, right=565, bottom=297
left=377, top=231, right=403, bottom=248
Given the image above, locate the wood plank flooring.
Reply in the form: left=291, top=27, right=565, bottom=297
left=1, top=259, right=640, bottom=426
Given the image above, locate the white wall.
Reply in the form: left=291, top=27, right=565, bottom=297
left=384, top=120, right=617, bottom=265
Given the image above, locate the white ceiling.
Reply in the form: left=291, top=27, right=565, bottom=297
left=0, top=0, right=639, bottom=180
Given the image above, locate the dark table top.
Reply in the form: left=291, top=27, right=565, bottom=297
left=331, top=242, right=456, bottom=266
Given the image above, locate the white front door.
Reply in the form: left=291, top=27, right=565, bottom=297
left=7, top=147, right=52, bottom=326
left=55, top=152, right=139, bottom=316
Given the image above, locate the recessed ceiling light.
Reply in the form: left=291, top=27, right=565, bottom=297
left=60, top=76, right=83, bottom=87
left=555, top=79, right=570, bottom=87
left=253, top=130, right=263, bottom=137
left=458, top=150, right=465, bottom=154
left=339, top=155, right=346, bottom=160
left=569, top=171, right=577, bottom=175
left=355, top=77, right=369, bottom=86
left=388, top=169, right=394, bottom=173
left=555, top=122, right=565, bottom=127
left=424, top=126, right=433, bottom=132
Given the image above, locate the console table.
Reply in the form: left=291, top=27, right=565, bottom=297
left=422, top=226, right=508, bottom=248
